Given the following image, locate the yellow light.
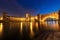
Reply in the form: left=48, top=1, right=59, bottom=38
left=0, top=23, right=3, bottom=36
left=36, top=22, right=38, bottom=30
left=42, top=16, right=58, bottom=22
left=41, top=13, right=58, bottom=22
left=0, top=17, right=3, bottom=20
left=30, top=22, right=34, bottom=37
left=35, top=16, right=38, bottom=19
left=30, top=22, right=32, bottom=32
left=20, top=22, right=23, bottom=32
left=26, top=13, right=29, bottom=17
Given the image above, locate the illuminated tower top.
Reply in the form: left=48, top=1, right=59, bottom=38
left=26, top=13, right=29, bottom=18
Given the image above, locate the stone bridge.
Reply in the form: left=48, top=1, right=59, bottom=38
left=0, top=12, right=58, bottom=23
left=0, top=11, right=59, bottom=32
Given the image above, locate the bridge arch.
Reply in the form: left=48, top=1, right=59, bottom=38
left=42, top=16, right=58, bottom=22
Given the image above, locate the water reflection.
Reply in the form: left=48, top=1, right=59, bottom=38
left=45, top=21, right=59, bottom=30
left=0, top=20, right=59, bottom=39
left=0, top=23, right=3, bottom=37
left=36, top=22, right=38, bottom=30
left=20, top=22, right=23, bottom=32
left=30, top=22, right=34, bottom=38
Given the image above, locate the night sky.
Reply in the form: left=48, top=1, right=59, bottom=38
left=0, top=0, right=60, bottom=17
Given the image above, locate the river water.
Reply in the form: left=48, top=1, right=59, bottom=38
left=0, top=21, right=59, bottom=40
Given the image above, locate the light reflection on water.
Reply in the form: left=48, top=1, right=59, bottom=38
left=36, top=22, right=38, bottom=30
left=46, top=21, right=57, bottom=25
left=30, top=22, right=34, bottom=38
left=20, top=22, right=23, bottom=33
left=0, top=23, right=3, bottom=37
left=0, top=21, right=59, bottom=38
left=45, top=21, right=59, bottom=30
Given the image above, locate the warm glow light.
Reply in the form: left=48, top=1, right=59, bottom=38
left=35, top=16, right=38, bottom=19
left=36, top=22, right=38, bottom=30
left=30, top=22, right=33, bottom=32
left=26, top=13, right=29, bottom=17
left=20, top=18, right=26, bottom=21
left=0, top=23, right=3, bottom=36
left=43, top=21, right=59, bottom=30
left=31, top=17, right=34, bottom=19
left=30, top=17, right=35, bottom=22
left=20, top=22, right=23, bottom=32
left=41, top=13, right=58, bottom=22
left=42, top=16, right=58, bottom=22
left=30, top=22, right=34, bottom=37
left=0, top=17, right=3, bottom=20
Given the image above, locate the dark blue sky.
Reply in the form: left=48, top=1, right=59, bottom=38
left=0, top=0, right=60, bottom=16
